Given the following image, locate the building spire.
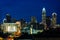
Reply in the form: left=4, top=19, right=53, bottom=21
left=42, top=8, right=46, bottom=13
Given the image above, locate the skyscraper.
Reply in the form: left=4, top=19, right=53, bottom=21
left=52, top=12, right=57, bottom=28
left=20, top=18, right=26, bottom=29
left=42, top=8, right=47, bottom=30
left=46, top=16, right=51, bottom=29
left=31, top=16, right=37, bottom=23
left=42, top=8, right=46, bottom=23
left=3, top=14, right=11, bottom=23
left=6, top=14, right=11, bottom=23
left=30, top=16, right=38, bottom=29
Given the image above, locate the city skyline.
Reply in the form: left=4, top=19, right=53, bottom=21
left=0, top=0, right=60, bottom=24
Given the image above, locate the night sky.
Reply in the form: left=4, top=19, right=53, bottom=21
left=0, top=0, right=60, bottom=23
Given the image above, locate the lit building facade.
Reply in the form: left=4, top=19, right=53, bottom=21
left=52, top=12, right=57, bottom=28
left=42, top=8, right=47, bottom=30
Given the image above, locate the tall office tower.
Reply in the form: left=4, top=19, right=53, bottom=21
left=42, top=8, right=46, bottom=23
left=42, top=8, right=47, bottom=30
left=6, top=14, right=11, bottom=23
left=52, top=12, right=57, bottom=28
left=30, top=16, right=38, bottom=29
left=20, top=18, right=26, bottom=29
left=31, top=16, right=37, bottom=23
left=3, top=14, right=11, bottom=23
left=46, top=16, right=51, bottom=29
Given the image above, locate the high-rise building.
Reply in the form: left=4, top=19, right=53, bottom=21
left=42, top=8, right=47, bottom=30
left=3, top=14, right=11, bottom=23
left=52, top=12, right=57, bottom=28
left=20, top=18, right=26, bottom=29
left=30, top=16, right=38, bottom=29
left=46, top=16, right=51, bottom=30
left=31, top=16, right=37, bottom=23
left=42, top=8, right=46, bottom=23
left=6, top=14, right=11, bottom=23
left=46, top=16, right=51, bottom=28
